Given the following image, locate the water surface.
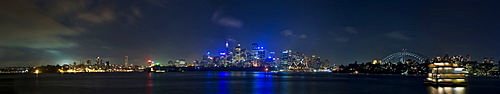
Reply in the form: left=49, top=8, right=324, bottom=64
left=1, top=72, right=499, bottom=94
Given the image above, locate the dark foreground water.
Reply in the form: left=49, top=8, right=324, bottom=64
left=1, top=71, right=500, bottom=94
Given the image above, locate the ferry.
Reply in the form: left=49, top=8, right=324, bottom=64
left=148, top=66, right=184, bottom=73
left=424, top=62, right=468, bottom=86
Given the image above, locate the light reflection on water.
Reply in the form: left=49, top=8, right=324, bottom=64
left=7, top=72, right=500, bottom=94
left=203, top=71, right=276, bottom=94
left=427, top=86, right=465, bottom=94
left=252, top=72, right=273, bottom=94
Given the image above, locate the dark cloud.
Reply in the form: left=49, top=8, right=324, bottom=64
left=0, top=0, right=498, bottom=67
left=344, top=27, right=358, bottom=34
left=281, top=29, right=308, bottom=39
left=212, top=9, right=244, bottom=28
left=332, top=37, right=350, bottom=43
left=0, top=0, right=78, bottom=49
left=35, top=0, right=142, bottom=26
left=327, top=27, right=358, bottom=43
left=226, top=37, right=237, bottom=42
left=0, top=0, right=144, bottom=66
left=281, top=29, right=294, bottom=37
left=131, top=6, right=142, bottom=17
left=76, top=7, right=116, bottom=24
left=36, top=0, right=92, bottom=19
left=298, top=34, right=308, bottom=39
left=386, top=31, right=412, bottom=40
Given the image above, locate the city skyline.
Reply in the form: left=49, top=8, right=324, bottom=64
left=1, top=0, right=500, bottom=66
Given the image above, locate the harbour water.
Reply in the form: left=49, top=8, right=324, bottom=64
left=1, top=71, right=499, bottom=94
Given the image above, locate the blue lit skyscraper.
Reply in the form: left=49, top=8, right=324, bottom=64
left=258, top=46, right=265, bottom=60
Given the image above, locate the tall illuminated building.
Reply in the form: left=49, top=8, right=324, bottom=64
left=225, top=41, right=229, bottom=55
left=168, top=61, right=174, bottom=66
left=483, top=58, right=489, bottom=64
left=202, top=52, right=210, bottom=66
left=258, top=46, right=265, bottom=60
left=233, top=43, right=245, bottom=65
left=267, top=51, right=276, bottom=66
left=269, top=52, right=275, bottom=58
left=251, top=43, right=259, bottom=59
left=235, top=43, right=241, bottom=52
left=125, top=56, right=129, bottom=67
left=280, top=50, right=291, bottom=68
left=95, top=57, right=100, bottom=65
left=86, top=60, right=91, bottom=65
left=249, top=43, right=266, bottom=60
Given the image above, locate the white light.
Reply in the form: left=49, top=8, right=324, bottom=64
left=454, top=68, right=464, bottom=71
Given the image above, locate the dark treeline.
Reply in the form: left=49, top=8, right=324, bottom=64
left=335, top=59, right=429, bottom=74
left=335, top=56, right=500, bottom=76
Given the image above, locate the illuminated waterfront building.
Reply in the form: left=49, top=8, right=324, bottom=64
left=482, top=58, right=495, bottom=64
left=280, top=50, right=291, bottom=68
left=95, top=57, right=100, bottom=65
left=251, top=43, right=259, bottom=59
left=232, top=43, right=246, bottom=66
left=372, top=60, right=381, bottom=64
left=489, top=58, right=495, bottom=64
left=279, top=50, right=311, bottom=69
left=269, top=52, right=275, bottom=59
left=257, top=46, right=265, bottom=60
left=199, top=41, right=325, bottom=68
left=86, top=60, right=91, bottom=65
left=125, top=56, right=129, bottom=67
left=483, top=58, right=489, bottom=64
left=466, top=54, right=471, bottom=61
left=167, top=61, right=174, bottom=66
left=202, top=52, right=212, bottom=66
left=176, top=59, right=186, bottom=67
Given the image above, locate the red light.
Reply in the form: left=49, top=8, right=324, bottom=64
left=147, top=60, right=152, bottom=63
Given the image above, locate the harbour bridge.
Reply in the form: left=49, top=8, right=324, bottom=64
left=382, top=50, right=428, bottom=64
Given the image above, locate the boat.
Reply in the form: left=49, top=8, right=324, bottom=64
left=148, top=66, right=184, bottom=73
left=424, top=62, right=468, bottom=86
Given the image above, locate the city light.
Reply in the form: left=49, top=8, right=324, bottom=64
left=226, top=41, right=228, bottom=48
left=1, top=1, right=497, bottom=93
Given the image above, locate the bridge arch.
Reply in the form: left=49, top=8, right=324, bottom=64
left=382, top=51, right=428, bottom=64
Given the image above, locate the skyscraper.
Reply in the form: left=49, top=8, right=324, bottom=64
left=258, top=46, right=265, bottom=60
left=251, top=43, right=259, bottom=59
left=95, top=57, right=100, bottom=65
left=233, top=43, right=245, bottom=64
left=125, top=56, right=129, bottom=67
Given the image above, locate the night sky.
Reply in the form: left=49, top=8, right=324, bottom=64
left=1, top=0, right=499, bottom=66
